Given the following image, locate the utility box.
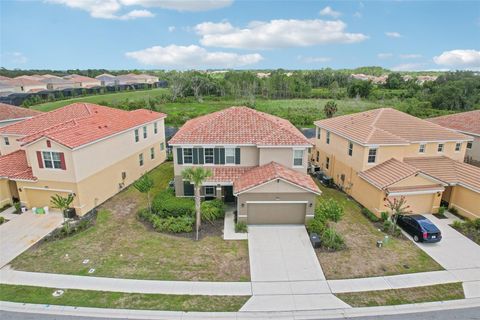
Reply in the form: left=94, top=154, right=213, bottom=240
left=310, top=233, right=321, bottom=248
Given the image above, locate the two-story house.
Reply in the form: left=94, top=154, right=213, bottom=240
left=0, top=103, right=167, bottom=215
left=312, top=108, right=480, bottom=219
left=169, top=106, right=321, bottom=225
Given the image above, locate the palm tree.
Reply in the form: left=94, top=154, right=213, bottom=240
left=50, top=193, right=75, bottom=232
left=324, top=100, right=338, bottom=118
left=182, top=167, right=212, bottom=240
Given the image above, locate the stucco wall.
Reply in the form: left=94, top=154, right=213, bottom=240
left=258, top=147, right=308, bottom=172
left=0, top=179, right=12, bottom=207
left=0, top=134, right=23, bottom=155
left=466, top=136, right=480, bottom=162
left=449, top=186, right=480, bottom=219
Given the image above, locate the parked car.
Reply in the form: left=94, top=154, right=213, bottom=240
left=396, top=214, right=442, bottom=243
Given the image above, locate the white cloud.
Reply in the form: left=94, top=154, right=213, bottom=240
left=119, top=0, right=233, bottom=11
left=298, top=55, right=331, bottom=63
left=4, top=52, right=28, bottom=64
left=353, top=11, right=362, bottom=18
left=400, top=53, right=422, bottom=59
left=377, top=53, right=393, bottom=59
left=195, top=19, right=368, bottom=49
left=125, top=44, right=263, bottom=68
left=391, top=62, right=426, bottom=71
left=120, top=9, right=154, bottom=19
left=433, top=49, right=480, bottom=68
left=385, top=31, right=402, bottom=38
left=319, top=6, right=341, bottom=18
left=168, top=26, right=176, bottom=32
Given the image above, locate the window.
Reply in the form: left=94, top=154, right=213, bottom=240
left=348, top=141, right=353, bottom=156
left=150, top=147, right=155, bottom=159
left=204, top=148, right=214, bottom=164
left=316, top=151, right=320, bottom=162
left=437, top=143, right=444, bottom=152
left=455, top=142, right=461, bottom=152
left=42, top=151, right=62, bottom=169
left=139, top=153, right=144, bottom=166
left=225, top=148, right=235, bottom=164
left=134, top=129, right=139, bottom=142
left=368, top=148, right=377, bottom=163
left=293, top=149, right=304, bottom=166
left=419, top=144, right=426, bottom=153
left=3, top=137, right=9, bottom=146
left=143, top=126, right=147, bottom=139
left=204, top=186, right=215, bottom=196
left=183, top=148, right=193, bottom=164
left=160, top=142, right=165, bottom=151
left=325, top=157, right=330, bottom=169
left=316, top=128, right=321, bottom=139
left=326, top=131, right=331, bottom=144
left=467, top=141, right=473, bottom=149
left=154, top=122, right=158, bottom=134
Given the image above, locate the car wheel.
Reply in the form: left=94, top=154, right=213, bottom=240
left=413, top=235, right=419, bottom=242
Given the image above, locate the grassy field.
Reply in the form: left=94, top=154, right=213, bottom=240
left=315, top=184, right=443, bottom=279
left=11, top=162, right=250, bottom=281
left=0, top=284, right=249, bottom=312
left=337, top=283, right=464, bottom=307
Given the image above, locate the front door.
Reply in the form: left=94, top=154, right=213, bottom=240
left=224, top=186, right=235, bottom=203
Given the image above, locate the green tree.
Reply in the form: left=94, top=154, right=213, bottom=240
left=385, top=72, right=403, bottom=89
left=324, top=100, right=338, bottom=118
left=133, top=174, right=154, bottom=214
left=182, top=167, right=213, bottom=240
left=385, top=196, right=411, bottom=235
left=50, top=193, right=75, bottom=232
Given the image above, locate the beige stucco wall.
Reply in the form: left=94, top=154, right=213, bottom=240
left=258, top=147, right=308, bottom=172
left=246, top=179, right=311, bottom=193
left=0, top=179, right=12, bottom=207
left=0, top=134, right=23, bottom=155
left=466, top=135, right=480, bottom=162
left=449, top=186, right=480, bottom=219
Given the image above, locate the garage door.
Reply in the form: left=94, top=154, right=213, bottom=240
left=401, top=194, right=434, bottom=214
left=247, top=202, right=306, bottom=225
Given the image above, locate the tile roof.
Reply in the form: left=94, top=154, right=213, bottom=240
left=234, top=161, right=320, bottom=194
left=206, top=167, right=254, bottom=183
left=63, top=74, right=101, bottom=84
left=404, top=156, right=480, bottom=193
left=428, top=110, right=480, bottom=136
left=358, top=158, right=421, bottom=189
left=314, top=108, right=470, bottom=146
left=0, top=103, right=42, bottom=121
left=0, top=150, right=36, bottom=181
left=0, top=103, right=166, bottom=149
left=170, top=106, right=310, bottom=146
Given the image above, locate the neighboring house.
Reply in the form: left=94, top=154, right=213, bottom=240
left=95, top=73, right=118, bottom=86
left=132, top=74, right=159, bottom=84
left=39, top=77, right=79, bottom=90
left=0, top=78, right=47, bottom=93
left=0, top=103, right=41, bottom=129
left=115, top=74, right=139, bottom=85
left=312, top=108, right=479, bottom=219
left=169, top=106, right=320, bottom=225
left=0, top=103, right=167, bottom=214
left=63, top=74, right=102, bottom=88
left=428, top=110, right=480, bottom=165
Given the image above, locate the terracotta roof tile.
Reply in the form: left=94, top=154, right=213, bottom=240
left=0, top=103, right=42, bottom=122
left=428, top=110, right=480, bottom=136
left=206, top=167, right=254, bottom=183
left=0, top=150, right=36, bottom=181
left=234, top=161, right=320, bottom=194
left=314, top=108, right=470, bottom=145
left=358, top=158, right=420, bottom=189
left=170, top=106, right=310, bottom=146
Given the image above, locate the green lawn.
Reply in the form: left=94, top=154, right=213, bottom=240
left=0, top=284, right=249, bottom=312
left=315, top=184, right=443, bottom=279
left=11, top=162, right=250, bottom=281
left=336, top=283, right=464, bottom=307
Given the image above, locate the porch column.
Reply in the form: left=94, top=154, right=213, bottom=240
left=216, top=185, right=222, bottom=200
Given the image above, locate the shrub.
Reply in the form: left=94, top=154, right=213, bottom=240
left=449, top=206, right=459, bottom=215
left=201, top=200, right=225, bottom=223
left=235, top=221, right=248, bottom=233
left=316, top=199, right=344, bottom=223
left=153, top=215, right=194, bottom=233
left=438, top=206, right=446, bottom=215
left=152, top=190, right=194, bottom=218
left=307, top=218, right=326, bottom=235
left=382, top=220, right=401, bottom=237
left=14, top=202, right=21, bottom=214
left=361, top=207, right=380, bottom=222
left=321, top=227, right=345, bottom=251
left=381, top=211, right=389, bottom=222
left=452, top=220, right=463, bottom=229
left=471, top=219, right=480, bottom=230
left=0, top=216, right=4, bottom=225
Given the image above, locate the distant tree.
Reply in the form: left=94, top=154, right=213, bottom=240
left=324, top=100, right=338, bottom=118
left=385, top=73, right=404, bottom=89
left=347, top=80, right=372, bottom=98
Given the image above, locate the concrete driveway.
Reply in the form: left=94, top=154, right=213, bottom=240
left=407, top=214, right=480, bottom=270
left=0, top=211, right=63, bottom=268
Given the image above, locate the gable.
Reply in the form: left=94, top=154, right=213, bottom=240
left=389, top=173, right=441, bottom=188
left=240, top=178, right=315, bottom=194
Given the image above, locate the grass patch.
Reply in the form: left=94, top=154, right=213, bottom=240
left=315, top=183, right=443, bottom=279
left=11, top=162, right=250, bottom=282
left=0, top=284, right=249, bottom=312
left=336, top=283, right=464, bottom=307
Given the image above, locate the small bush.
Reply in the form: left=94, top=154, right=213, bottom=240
left=153, top=190, right=195, bottom=218
left=321, top=227, right=345, bottom=251
left=449, top=206, right=459, bottom=215
left=0, top=216, right=5, bottom=225
left=361, top=207, right=380, bottom=222
left=452, top=220, right=463, bottom=229
left=381, top=211, right=389, bottom=222
left=382, top=220, right=401, bottom=237
left=307, top=218, right=326, bottom=235
left=14, top=202, right=21, bottom=214
left=153, top=215, right=194, bottom=233
left=316, top=198, right=344, bottom=222
left=201, top=200, right=225, bottom=223
left=438, top=206, right=446, bottom=215
left=235, top=221, right=248, bottom=233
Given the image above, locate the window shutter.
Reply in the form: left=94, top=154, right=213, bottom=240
left=219, top=148, right=225, bottom=165
left=198, top=148, right=204, bottom=164
left=60, top=152, right=67, bottom=170
left=235, top=147, right=241, bottom=164
left=36, top=151, right=44, bottom=169
left=177, top=148, right=183, bottom=165
left=193, top=148, right=199, bottom=164
left=214, top=148, right=220, bottom=164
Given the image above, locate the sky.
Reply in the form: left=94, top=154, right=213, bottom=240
left=0, top=0, right=479, bottom=71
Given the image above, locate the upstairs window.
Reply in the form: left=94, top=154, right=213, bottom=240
left=437, top=143, right=444, bottom=153
left=293, top=149, right=304, bottom=166
left=348, top=141, right=353, bottom=156
left=143, top=126, right=147, bottom=139
left=316, top=128, right=321, bottom=139
left=154, top=122, right=158, bottom=134
left=419, top=144, right=426, bottom=153
left=368, top=148, right=377, bottom=163
left=204, top=148, right=214, bottom=164
left=183, top=148, right=193, bottom=164
left=326, top=131, right=331, bottom=144
left=3, top=137, right=9, bottom=146
left=134, top=129, right=139, bottom=142
left=467, top=141, right=473, bottom=149
left=150, top=147, right=155, bottom=159
left=43, top=151, right=62, bottom=169
left=455, top=142, right=461, bottom=152
left=225, top=148, right=235, bottom=164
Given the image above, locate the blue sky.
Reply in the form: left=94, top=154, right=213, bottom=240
left=1, top=0, right=479, bottom=70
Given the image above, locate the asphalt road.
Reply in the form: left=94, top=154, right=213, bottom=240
left=1, top=307, right=480, bottom=320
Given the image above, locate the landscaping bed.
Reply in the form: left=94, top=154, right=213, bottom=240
left=336, top=283, right=464, bottom=307
left=11, top=162, right=250, bottom=282
left=0, top=284, right=249, bottom=312
left=452, top=219, right=480, bottom=245
left=314, top=184, right=443, bottom=279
